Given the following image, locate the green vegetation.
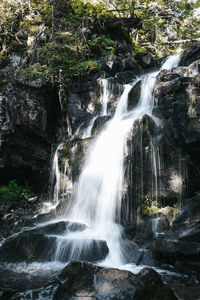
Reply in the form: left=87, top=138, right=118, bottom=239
left=0, top=0, right=200, bottom=82
left=0, top=180, right=33, bottom=204
left=0, top=0, right=113, bottom=83
left=140, top=195, right=179, bottom=222
left=141, top=196, right=160, bottom=216
left=101, top=0, right=200, bottom=56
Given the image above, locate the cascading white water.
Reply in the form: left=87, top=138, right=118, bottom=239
left=82, top=116, right=98, bottom=139
left=55, top=54, right=180, bottom=268
left=82, top=78, right=112, bottom=139
left=40, top=144, right=62, bottom=214
left=99, top=78, right=111, bottom=116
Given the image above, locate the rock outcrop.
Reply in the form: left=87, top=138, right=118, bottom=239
left=0, top=60, right=61, bottom=194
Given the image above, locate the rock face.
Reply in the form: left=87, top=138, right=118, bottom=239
left=0, top=63, right=61, bottom=194
left=155, top=58, right=200, bottom=197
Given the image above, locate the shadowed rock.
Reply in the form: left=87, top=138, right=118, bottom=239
left=0, top=231, right=56, bottom=263
left=56, top=238, right=109, bottom=263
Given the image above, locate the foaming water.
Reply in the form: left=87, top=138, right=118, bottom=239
left=54, top=54, right=180, bottom=268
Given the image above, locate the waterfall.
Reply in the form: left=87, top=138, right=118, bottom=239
left=82, top=78, right=113, bottom=138
left=54, top=54, right=180, bottom=268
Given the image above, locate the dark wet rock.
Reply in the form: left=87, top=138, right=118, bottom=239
left=9, top=285, right=58, bottom=300
left=122, top=57, right=144, bottom=73
left=175, top=260, right=200, bottom=282
left=36, top=220, right=87, bottom=235
left=35, top=211, right=56, bottom=223
left=135, top=52, right=156, bottom=69
left=136, top=267, right=177, bottom=300
left=91, top=115, right=111, bottom=135
left=98, top=55, right=143, bottom=78
left=180, top=42, right=200, bottom=66
left=55, top=200, right=70, bottom=216
left=150, top=237, right=200, bottom=260
left=65, top=221, right=87, bottom=232
left=115, top=71, right=137, bottom=84
left=135, top=218, right=154, bottom=241
left=54, top=261, right=100, bottom=299
left=178, top=225, right=200, bottom=242
left=128, top=80, right=141, bottom=110
left=31, top=221, right=66, bottom=235
left=0, top=262, right=60, bottom=293
left=53, top=261, right=177, bottom=300
left=111, top=56, right=143, bottom=76
left=0, top=203, right=38, bottom=241
left=173, top=199, right=200, bottom=226
left=0, top=231, right=57, bottom=263
left=163, top=272, right=200, bottom=300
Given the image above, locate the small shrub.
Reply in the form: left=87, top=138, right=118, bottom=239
left=0, top=180, right=33, bottom=204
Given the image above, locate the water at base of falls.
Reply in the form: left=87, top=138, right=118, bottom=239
left=52, top=54, right=181, bottom=269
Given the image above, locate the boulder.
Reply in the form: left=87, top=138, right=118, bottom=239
left=178, top=226, right=200, bottom=242
left=115, top=71, right=137, bottom=84
left=135, top=52, right=156, bottom=69
left=180, top=43, right=200, bottom=66
left=0, top=231, right=57, bottom=263
left=128, top=80, right=141, bottom=110
left=91, top=115, right=111, bottom=135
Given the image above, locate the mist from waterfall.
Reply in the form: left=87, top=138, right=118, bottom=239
left=54, top=54, right=180, bottom=268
